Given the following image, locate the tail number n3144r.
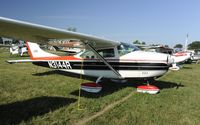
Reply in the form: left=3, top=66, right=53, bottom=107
left=48, top=61, right=72, bottom=69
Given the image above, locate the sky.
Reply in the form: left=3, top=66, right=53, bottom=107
left=0, top=0, right=200, bottom=47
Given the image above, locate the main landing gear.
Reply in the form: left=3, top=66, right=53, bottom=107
left=80, top=76, right=103, bottom=93
left=80, top=77, right=160, bottom=94
left=137, top=79, right=160, bottom=94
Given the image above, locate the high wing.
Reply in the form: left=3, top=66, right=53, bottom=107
left=0, top=17, right=120, bottom=48
left=0, top=17, right=122, bottom=78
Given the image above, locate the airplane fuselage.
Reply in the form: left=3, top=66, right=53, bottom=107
left=31, top=43, right=171, bottom=79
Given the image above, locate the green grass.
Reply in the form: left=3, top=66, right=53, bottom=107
left=0, top=48, right=200, bottom=125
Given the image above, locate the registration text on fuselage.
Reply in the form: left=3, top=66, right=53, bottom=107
left=48, top=61, right=72, bottom=69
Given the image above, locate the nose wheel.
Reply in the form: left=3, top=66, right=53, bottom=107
left=137, top=79, right=160, bottom=94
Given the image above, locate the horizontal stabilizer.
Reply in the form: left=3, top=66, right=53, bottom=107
left=6, top=59, right=44, bottom=64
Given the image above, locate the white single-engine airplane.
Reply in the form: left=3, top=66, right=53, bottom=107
left=0, top=17, right=173, bottom=93
left=9, top=43, right=28, bottom=56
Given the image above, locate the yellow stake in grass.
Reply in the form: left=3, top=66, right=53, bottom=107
left=77, top=58, right=85, bottom=110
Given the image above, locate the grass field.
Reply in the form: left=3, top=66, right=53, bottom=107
left=0, top=48, right=200, bottom=125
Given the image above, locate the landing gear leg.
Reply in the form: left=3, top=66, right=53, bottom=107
left=96, top=76, right=103, bottom=84
left=146, top=79, right=150, bottom=86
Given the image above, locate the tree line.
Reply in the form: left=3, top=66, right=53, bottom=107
left=173, top=41, right=200, bottom=50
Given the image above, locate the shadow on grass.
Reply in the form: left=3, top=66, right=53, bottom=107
left=33, top=70, right=97, bottom=81
left=70, top=79, right=184, bottom=98
left=33, top=70, right=184, bottom=98
left=182, top=66, right=192, bottom=69
left=0, top=96, right=76, bottom=125
left=150, top=80, right=184, bottom=90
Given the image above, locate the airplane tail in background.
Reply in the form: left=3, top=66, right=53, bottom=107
left=26, top=42, right=58, bottom=59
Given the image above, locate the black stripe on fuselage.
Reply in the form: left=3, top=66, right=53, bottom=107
left=32, top=61, right=169, bottom=70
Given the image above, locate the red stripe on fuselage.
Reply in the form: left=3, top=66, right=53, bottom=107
left=32, top=56, right=81, bottom=60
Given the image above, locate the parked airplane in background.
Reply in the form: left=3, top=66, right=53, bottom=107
left=0, top=17, right=173, bottom=93
left=134, top=44, right=192, bottom=70
left=9, top=43, right=28, bottom=56
left=49, top=39, right=83, bottom=54
left=0, top=38, right=28, bottom=56
left=172, top=52, right=191, bottom=63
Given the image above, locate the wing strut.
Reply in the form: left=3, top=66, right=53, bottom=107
left=83, top=41, right=122, bottom=79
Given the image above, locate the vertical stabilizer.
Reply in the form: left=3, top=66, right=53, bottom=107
left=26, top=42, right=58, bottom=59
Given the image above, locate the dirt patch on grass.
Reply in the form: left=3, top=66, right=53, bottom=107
left=74, top=92, right=135, bottom=125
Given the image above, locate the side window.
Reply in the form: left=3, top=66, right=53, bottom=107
left=80, top=48, right=115, bottom=59
left=97, top=48, right=115, bottom=58
left=80, top=50, right=96, bottom=59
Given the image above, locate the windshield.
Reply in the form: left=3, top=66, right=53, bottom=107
left=117, top=42, right=140, bottom=56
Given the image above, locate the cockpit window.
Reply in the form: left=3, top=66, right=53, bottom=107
left=118, top=42, right=140, bottom=56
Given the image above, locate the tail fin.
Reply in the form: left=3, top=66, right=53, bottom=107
left=26, top=42, right=58, bottom=59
